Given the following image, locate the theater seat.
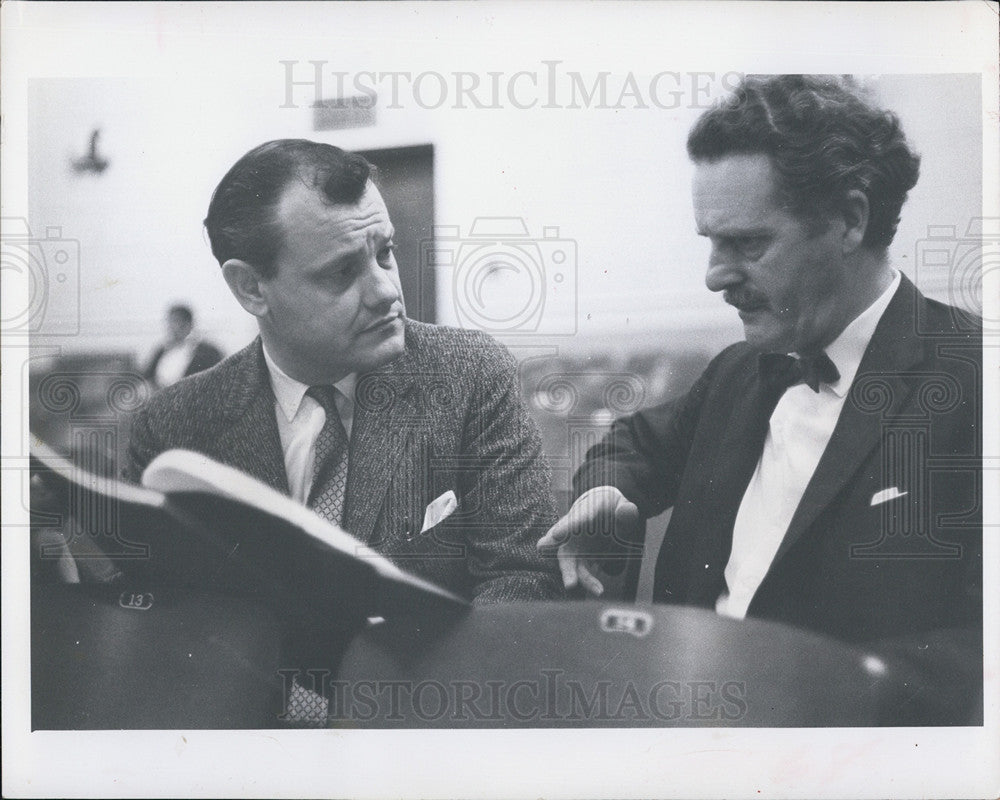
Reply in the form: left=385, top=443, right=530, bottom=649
left=31, top=580, right=287, bottom=729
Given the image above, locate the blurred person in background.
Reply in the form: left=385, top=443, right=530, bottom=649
left=143, top=303, right=223, bottom=389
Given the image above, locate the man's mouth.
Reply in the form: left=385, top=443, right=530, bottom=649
left=724, top=291, right=768, bottom=314
left=362, top=312, right=403, bottom=334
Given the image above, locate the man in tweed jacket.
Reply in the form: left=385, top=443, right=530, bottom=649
left=124, top=139, right=561, bottom=603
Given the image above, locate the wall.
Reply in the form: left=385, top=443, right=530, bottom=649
left=21, top=12, right=984, bottom=366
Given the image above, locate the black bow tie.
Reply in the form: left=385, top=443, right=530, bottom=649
left=758, top=351, right=840, bottom=393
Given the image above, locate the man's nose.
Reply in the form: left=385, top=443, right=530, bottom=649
left=363, top=261, right=401, bottom=307
left=704, top=246, right=742, bottom=293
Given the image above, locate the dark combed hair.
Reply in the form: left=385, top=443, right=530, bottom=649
left=687, top=75, right=921, bottom=250
left=204, top=139, right=374, bottom=277
left=167, top=303, right=193, bottom=323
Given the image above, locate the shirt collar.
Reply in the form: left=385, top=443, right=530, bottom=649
left=261, top=344, right=357, bottom=423
left=168, top=332, right=197, bottom=350
left=821, top=270, right=901, bottom=398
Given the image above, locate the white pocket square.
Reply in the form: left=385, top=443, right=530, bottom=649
left=870, top=487, right=908, bottom=506
left=421, top=490, right=458, bottom=533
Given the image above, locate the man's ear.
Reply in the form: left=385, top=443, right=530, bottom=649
left=222, top=259, right=269, bottom=318
left=840, top=189, right=870, bottom=254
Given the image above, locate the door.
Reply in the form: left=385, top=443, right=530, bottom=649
left=356, top=145, right=435, bottom=323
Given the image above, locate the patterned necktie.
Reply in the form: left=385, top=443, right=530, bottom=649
left=306, top=385, right=349, bottom=527
left=758, top=351, right=840, bottom=393
left=275, top=386, right=349, bottom=728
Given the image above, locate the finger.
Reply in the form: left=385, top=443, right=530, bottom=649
left=556, top=545, right=579, bottom=589
left=577, top=560, right=604, bottom=597
left=612, top=499, right=642, bottom=545
left=539, top=491, right=616, bottom=551
left=614, top=499, right=641, bottom=527
left=538, top=506, right=589, bottom=551
left=537, top=521, right=569, bottom=552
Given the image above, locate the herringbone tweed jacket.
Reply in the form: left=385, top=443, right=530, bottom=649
left=124, top=319, right=563, bottom=602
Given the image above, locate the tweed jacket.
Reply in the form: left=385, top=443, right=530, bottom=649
left=574, top=276, right=982, bottom=720
left=125, top=320, right=563, bottom=603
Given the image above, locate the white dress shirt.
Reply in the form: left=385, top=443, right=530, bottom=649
left=715, top=271, right=901, bottom=619
left=154, top=335, right=199, bottom=387
left=261, top=345, right=356, bottom=505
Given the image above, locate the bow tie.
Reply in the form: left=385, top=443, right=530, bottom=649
left=758, top=351, right=840, bottom=393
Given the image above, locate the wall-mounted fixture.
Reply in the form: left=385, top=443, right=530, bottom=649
left=71, top=129, right=109, bottom=175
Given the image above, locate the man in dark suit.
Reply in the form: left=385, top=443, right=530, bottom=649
left=538, top=75, right=981, bottom=724
left=124, top=140, right=561, bottom=605
left=143, top=304, right=224, bottom=389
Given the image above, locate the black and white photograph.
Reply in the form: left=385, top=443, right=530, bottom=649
left=2, top=2, right=997, bottom=797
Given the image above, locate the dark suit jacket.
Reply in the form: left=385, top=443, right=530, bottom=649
left=144, top=340, right=224, bottom=386
left=575, top=276, right=982, bottom=721
left=125, top=320, right=562, bottom=603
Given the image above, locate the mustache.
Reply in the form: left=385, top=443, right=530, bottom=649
left=723, top=289, right=768, bottom=310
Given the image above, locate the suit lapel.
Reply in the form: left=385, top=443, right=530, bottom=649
left=209, top=339, right=289, bottom=494
left=201, top=332, right=427, bottom=537
left=769, top=276, right=926, bottom=567
left=342, top=344, right=423, bottom=545
left=675, top=358, right=776, bottom=604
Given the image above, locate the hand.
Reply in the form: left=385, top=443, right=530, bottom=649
left=537, top=486, right=641, bottom=596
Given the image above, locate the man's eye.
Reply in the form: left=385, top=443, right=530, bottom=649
left=378, top=242, right=397, bottom=263
left=740, top=238, right=767, bottom=259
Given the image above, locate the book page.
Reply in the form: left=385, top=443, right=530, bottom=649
left=142, top=448, right=467, bottom=603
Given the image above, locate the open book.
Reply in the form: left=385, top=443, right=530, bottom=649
left=29, top=443, right=469, bottom=627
